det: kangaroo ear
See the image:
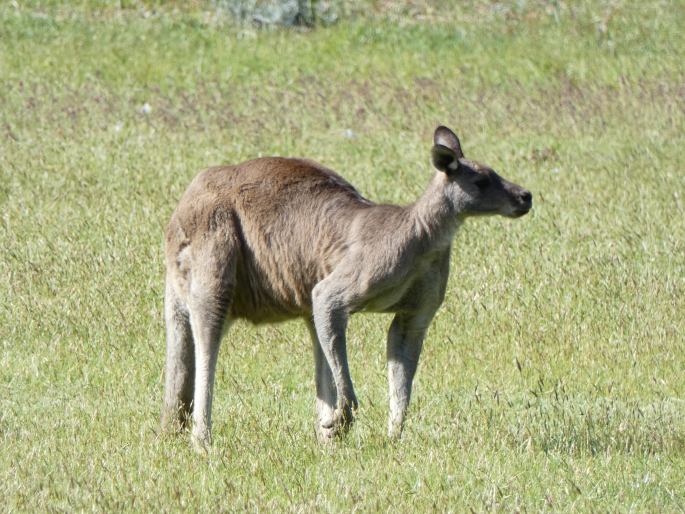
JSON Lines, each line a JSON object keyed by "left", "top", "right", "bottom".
{"left": 431, "top": 144, "right": 459, "bottom": 173}
{"left": 434, "top": 126, "right": 464, "bottom": 158}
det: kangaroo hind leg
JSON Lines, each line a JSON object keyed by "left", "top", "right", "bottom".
{"left": 161, "top": 278, "right": 195, "bottom": 433}
{"left": 186, "top": 235, "right": 238, "bottom": 451}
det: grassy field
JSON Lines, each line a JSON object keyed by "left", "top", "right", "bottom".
{"left": 1, "top": 0, "right": 684, "bottom": 511}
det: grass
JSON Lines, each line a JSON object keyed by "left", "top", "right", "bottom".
{"left": 1, "top": 0, "right": 684, "bottom": 511}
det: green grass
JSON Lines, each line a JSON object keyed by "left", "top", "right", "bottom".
{"left": 1, "top": 0, "right": 684, "bottom": 511}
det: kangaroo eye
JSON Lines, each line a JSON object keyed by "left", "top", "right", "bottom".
{"left": 474, "top": 178, "right": 489, "bottom": 190}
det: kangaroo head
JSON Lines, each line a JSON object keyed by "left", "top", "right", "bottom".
{"left": 430, "top": 126, "right": 532, "bottom": 218}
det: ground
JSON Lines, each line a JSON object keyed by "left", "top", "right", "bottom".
{"left": 1, "top": 1, "right": 684, "bottom": 511}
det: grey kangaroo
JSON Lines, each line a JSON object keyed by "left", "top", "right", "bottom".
{"left": 162, "top": 126, "right": 532, "bottom": 449}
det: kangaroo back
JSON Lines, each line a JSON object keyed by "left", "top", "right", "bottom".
{"left": 165, "top": 157, "right": 372, "bottom": 322}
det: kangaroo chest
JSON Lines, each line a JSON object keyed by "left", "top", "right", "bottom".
{"left": 355, "top": 250, "right": 449, "bottom": 314}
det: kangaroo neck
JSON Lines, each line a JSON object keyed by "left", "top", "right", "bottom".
{"left": 409, "top": 172, "right": 464, "bottom": 250}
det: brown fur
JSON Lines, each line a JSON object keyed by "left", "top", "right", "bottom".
{"left": 166, "top": 158, "right": 373, "bottom": 322}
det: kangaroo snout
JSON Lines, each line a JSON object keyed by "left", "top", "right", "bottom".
{"left": 518, "top": 190, "right": 532, "bottom": 205}
{"left": 510, "top": 187, "right": 532, "bottom": 217}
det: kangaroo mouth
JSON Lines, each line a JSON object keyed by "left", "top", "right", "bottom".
{"left": 511, "top": 208, "right": 530, "bottom": 218}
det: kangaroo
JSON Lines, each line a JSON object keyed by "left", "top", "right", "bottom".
{"left": 161, "top": 126, "right": 532, "bottom": 449}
